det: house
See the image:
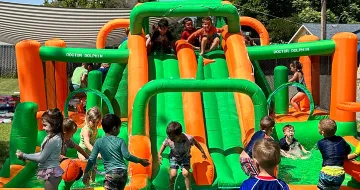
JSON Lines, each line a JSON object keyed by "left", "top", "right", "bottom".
{"left": 289, "top": 23, "right": 360, "bottom": 43}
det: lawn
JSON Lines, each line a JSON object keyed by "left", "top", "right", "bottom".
{"left": 0, "top": 78, "right": 19, "bottom": 95}
{"left": 0, "top": 123, "right": 11, "bottom": 170}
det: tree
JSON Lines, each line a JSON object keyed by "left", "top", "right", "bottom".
{"left": 267, "top": 16, "right": 301, "bottom": 43}
{"left": 43, "top": 0, "right": 146, "bottom": 8}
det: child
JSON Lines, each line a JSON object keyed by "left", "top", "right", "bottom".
{"left": 240, "top": 138, "right": 290, "bottom": 190}
{"left": 78, "top": 106, "right": 101, "bottom": 182}
{"left": 187, "top": 17, "right": 224, "bottom": 55}
{"left": 147, "top": 19, "right": 175, "bottom": 54}
{"left": 288, "top": 61, "right": 307, "bottom": 112}
{"left": 82, "top": 114, "right": 150, "bottom": 190}
{"left": 158, "top": 121, "right": 207, "bottom": 190}
{"left": 16, "top": 108, "right": 64, "bottom": 190}
{"left": 279, "top": 124, "right": 309, "bottom": 159}
{"left": 61, "top": 118, "right": 89, "bottom": 161}
{"left": 348, "top": 143, "right": 360, "bottom": 160}
{"left": 317, "top": 119, "right": 351, "bottom": 190}
{"left": 180, "top": 17, "right": 199, "bottom": 49}
{"left": 240, "top": 115, "right": 275, "bottom": 177}
{"left": 97, "top": 63, "right": 109, "bottom": 83}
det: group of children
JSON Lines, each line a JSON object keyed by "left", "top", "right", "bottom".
{"left": 146, "top": 17, "right": 223, "bottom": 56}
{"left": 13, "top": 105, "right": 360, "bottom": 190}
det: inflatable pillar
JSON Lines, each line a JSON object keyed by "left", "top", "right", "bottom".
{"left": 330, "top": 32, "right": 358, "bottom": 121}
{"left": 86, "top": 70, "right": 103, "bottom": 112}
{"left": 274, "top": 66, "right": 289, "bottom": 114}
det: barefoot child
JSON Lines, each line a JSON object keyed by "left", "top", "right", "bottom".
{"left": 16, "top": 108, "right": 64, "bottom": 190}
{"left": 240, "top": 115, "right": 275, "bottom": 177}
{"left": 158, "top": 121, "right": 207, "bottom": 190}
{"left": 240, "top": 138, "right": 290, "bottom": 189}
{"left": 82, "top": 114, "right": 150, "bottom": 190}
{"left": 61, "top": 118, "right": 89, "bottom": 161}
{"left": 317, "top": 119, "right": 351, "bottom": 190}
{"left": 78, "top": 106, "right": 102, "bottom": 182}
{"left": 279, "top": 124, "right": 310, "bottom": 159}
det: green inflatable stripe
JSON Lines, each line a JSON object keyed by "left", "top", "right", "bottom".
{"left": 267, "top": 82, "right": 314, "bottom": 120}
{"left": 10, "top": 102, "right": 38, "bottom": 165}
{"left": 274, "top": 66, "right": 289, "bottom": 114}
{"left": 132, "top": 79, "right": 267, "bottom": 136}
{"left": 64, "top": 88, "right": 114, "bottom": 117}
{"left": 0, "top": 158, "right": 10, "bottom": 177}
{"left": 86, "top": 70, "right": 103, "bottom": 112}
{"left": 252, "top": 60, "right": 272, "bottom": 98}
{"left": 3, "top": 161, "right": 38, "bottom": 188}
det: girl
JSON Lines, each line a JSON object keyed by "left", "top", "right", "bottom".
{"left": 289, "top": 61, "right": 307, "bottom": 112}
{"left": 78, "top": 106, "right": 101, "bottom": 183}
{"left": 16, "top": 108, "right": 64, "bottom": 190}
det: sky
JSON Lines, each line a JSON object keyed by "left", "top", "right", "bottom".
{"left": 2, "top": 0, "right": 43, "bottom": 5}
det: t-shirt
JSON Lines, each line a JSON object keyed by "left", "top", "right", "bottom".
{"left": 71, "top": 67, "right": 88, "bottom": 86}
{"left": 188, "top": 26, "right": 223, "bottom": 44}
{"left": 79, "top": 125, "right": 98, "bottom": 153}
{"left": 317, "top": 136, "right": 351, "bottom": 167}
{"left": 23, "top": 134, "right": 62, "bottom": 170}
{"left": 279, "top": 137, "right": 300, "bottom": 151}
{"left": 162, "top": 133, "right": 195, "bottom": 160}
{"left": 150, "top": 30, "right": 174, "bottom": 54}
{"left": 240, "top": 176, "right": 290, "bottom": 190}
{"left": 181, "top": 28, "right": 199, "bottom": 46}
{"left": 84, "top": 136, "right": 141, "bottom": 174}
{"left": 244, "top": 130, "right": 267, "bottom": 158}
{"left": 61, "top": 139, "right": 76, "bottom": 155}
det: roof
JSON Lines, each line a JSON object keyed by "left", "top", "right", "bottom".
{"left": 289, "top": 23, "right": 360, "bottom": 43}
{"left": 0, "top": 1, "right": 179, "bottom": 48}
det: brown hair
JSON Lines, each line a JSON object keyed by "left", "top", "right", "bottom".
{"left": 319, "top": 119, "right": 337, "bottom": 137}
{"left": 63, "top": 118, "right": 77, "bottom": 133}
{"left": 202, "top": 17, "right": 212, "bottom": 23}
{"left": 260, "top": 115, "right": 275, "bottom": 130}
{"left": 41, "top": 108, "right": 64, "bottom": 149}
{"left": 85, "top": 106, "right": 101, "bottom": 128}
{"left": 125, "top": 27, "right": 130, "bottom": 35}
{"left": 252, "top": 138, "right": 281, "bottom": 170}
{"left": 282, "top": 124, "right": 294, "bottom": 132}
{"left": 166, "top": 121, "right": 183, "bottom": 136}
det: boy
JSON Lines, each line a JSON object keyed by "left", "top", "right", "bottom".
{"left": 97, "top": 63, "right": 109, "bottom": 82}
{"left": 82, "top": 114, "right": 150, "bottom": 190}
{"left": 240, "top": 138, "right": 290, "bottom": 190}
{"left": 240, "top": 115, "right": 275, "bottom": 177}
{"left": 180, "top": 17, "right": 199, "bottom": 48}
{"left": 279, "top": 124, "right": 309, "bottom": 159}
{"left": 187, "top": 17, "right": 223, "bottom": 55}
{"left": 70, "top": 63, "right": 93, "bottom": 91}
{"left": 147, "top": 19, "right": 175, "bottom": 54}
{"left": 158, "top": 121, "right": 207, "bottom": 190}
{"left": 317, "top": 119, "right": 351, "bottom": 190}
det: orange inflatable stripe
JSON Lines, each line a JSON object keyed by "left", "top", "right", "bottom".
{"left": 45, "top": 60, "right": 56, "bottom": 109}
{"left": 343, "top": 136, "right": 359, "bottom": 147}
{"left": 240, "top": 16, "right": 270, "bottom": 46}
{"left": 337, "top": 102, "right": 360, "bottom": 112}
{"left": 96, "top": 19, "right": 130, "bottom": 49}
{"left": 0, "top": 165, "right": 24, "bottom": 187}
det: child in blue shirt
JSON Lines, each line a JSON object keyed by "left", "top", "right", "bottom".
{"left": 82, "top": 114, "right": 150, "bottom": 190}
{"left": 317, "top": 119, "right": 351, "bottom": 190}
{"left": 240, "top": 115, "right": 275, "bottom": 177}
{"left": 240, "top": 138, "right": 289, "bottom": 190}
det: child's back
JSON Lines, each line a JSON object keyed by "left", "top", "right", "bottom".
{"left": 240, "top": 176, "right": 288, "bottom": 190}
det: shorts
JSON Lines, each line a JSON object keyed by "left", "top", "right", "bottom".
{"left": 240, "top": 157, "right": 259, "bottom": 177}
{"left": 170, "top": 157, "right": 191, "bottom": 169}
{"left": 72, "top": 84, "right": 80, "bottom": 90}
{"left": 317, "top": 171, "right": 345, "bottom": 190}
{"left": 104, "top": 168, "right": 128, "bottom": 190}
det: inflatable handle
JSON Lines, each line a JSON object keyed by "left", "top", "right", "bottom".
{"left": 337, "top": 102, "right": 360, "bottom": 112}
{"left": 64, "top": 88, "right": 114, "bottom": 117}
{"left": 267, "top": 82, "right": 315, "bottom": 120}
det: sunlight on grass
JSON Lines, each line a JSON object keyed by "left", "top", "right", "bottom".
{"left": 0, "top": 78, "right": 19, "bottom": 95}
{"left": 0, "top": 123, "right": 11, "bottom": 170}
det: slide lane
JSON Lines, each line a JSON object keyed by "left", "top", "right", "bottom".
{"left": 203, "top": 52, "right": 248, "bottom": 187}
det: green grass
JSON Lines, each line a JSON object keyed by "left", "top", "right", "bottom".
{"left": 0, "top": 123, "right": 11, "bottom": 170}
{"left": 0, "top": 78, "right": 19, "bottom": 95}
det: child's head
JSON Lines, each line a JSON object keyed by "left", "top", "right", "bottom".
{"left": 63, "top": 118, "right": 77, "bottom": 140}
{"left": 318, "top": 119, "right": 337, "bottom": 138}
{"left": 85, "top": 107, "right": 101, "bottom": 129}
{"left": 101, "top": 63, "right": 109, "bottom": 68}
{"left": 260, "top": 115, "right": 275, "bottom": 135}
{"left": 102, "top": 114, "right": 121, "bottom": 136}
{"left": 290, "top": 61, "right": 303, "bottom": 72}
{"left": 283, "top": 124, "right": 295, "bottom": 140}
{"left": 252, "top": 138, "right": 281, "bottom": 172}
{"left": 158, "top": 19, "right": 169, "bottom": 35}
{"left": 166, "top": 121, "right": 183, "bottom": 142}
{"left": 202, "top": 17, "right": 213, "bottom": 32}
{"left": 183, "top": 17, "right": 194, "bottom": 31}
{"left": 41, "top": 108, "right": 63, "bottom": 135}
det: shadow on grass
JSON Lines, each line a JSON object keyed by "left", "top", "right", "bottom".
{"left": 0, "top": 141, "right": 10, "bottom": 170}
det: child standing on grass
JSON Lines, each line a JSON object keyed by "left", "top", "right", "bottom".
{"left": 82, "top": 114, "right": 150, "bottom": 190}
{"left": 317, "top": 119, "right": 351, "bottom": 190}
{"left": 78, "top": 106, "right": 102, "bottom": 183}
{"left": 16, "top": 108, "right": 64, "bottom": 190}
{"left": 240, "top": 138, "right": 290, "bottom": 190}
{"left": 240, "top": 115, "right": 275, "bottom": 177}
{"left": 158, "top": 121, "right": 207, "bottom": 190}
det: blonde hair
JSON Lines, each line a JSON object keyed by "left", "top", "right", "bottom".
{"left": 85, "top": 107, "right": 101, "bottom": 128}
{"left": 63, "top": 118, "right": 77, "bottom": 133}
{"left": 319, "top": 119, "right": 337, "bottom": 137}
{"left": 253, "top": 138, "right": 280, "bottom": 170}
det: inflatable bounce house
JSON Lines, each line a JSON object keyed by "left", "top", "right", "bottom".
{"left": 1, "top": 0, "right": 360, "bottom": 189}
